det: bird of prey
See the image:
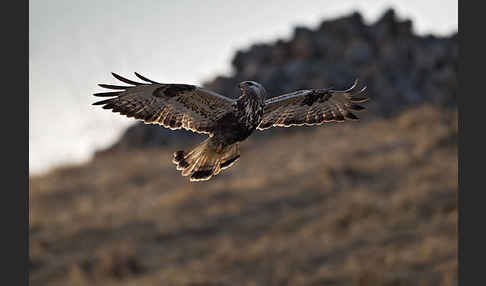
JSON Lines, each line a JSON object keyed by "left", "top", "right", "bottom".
{"left": 93, "top": 73, "right": 368, "bottom": 181}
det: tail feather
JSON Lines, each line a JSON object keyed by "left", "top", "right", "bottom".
{"left": 173, "top": 139, "right": 240, "bottom": 181}
{"left": 220, "top": 154, "right": 240, "bottom": 170}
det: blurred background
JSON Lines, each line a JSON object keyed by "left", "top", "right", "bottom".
{"left": 30, "top": 0, "right": 458, "bottom": 285}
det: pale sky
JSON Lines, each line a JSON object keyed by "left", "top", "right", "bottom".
{"left": 29, "top": 0, "right": 458, "bottom": 175}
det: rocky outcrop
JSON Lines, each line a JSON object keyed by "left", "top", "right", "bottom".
{"left": 100, "top": 9, "right": 457, "bottom": 154}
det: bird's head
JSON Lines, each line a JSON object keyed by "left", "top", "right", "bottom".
{"left": 238, "top": 81, "right": 266, "bottom": 100}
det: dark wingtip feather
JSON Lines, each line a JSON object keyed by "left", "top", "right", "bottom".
{"left": 342, "top": 78, "right": 359, "bottom": 93}
{"left": 348, "top": 103, "right": 366, "bottom": 111}
{"left": 349, "top": 97, "right": 369, "bottom": 103}
{"left": 98, "top": 84, "right": 130, "bottom": 90}
{"left": 93, "top": 91, "right": 121, "bottom": 97}
{"left": 345, "top": 112, "right": 359, "bottom": 120}
{"left": 102, "top": 103, "right": 115, "bottom": 110}
{"left": 92, "top": 99, "right": 113, "bottom": 106}
{"left": 111, "top": 72, "right": 143, "bottom": 86}
{"left": 134, "top": 72, "right": 160, "bottom": 84}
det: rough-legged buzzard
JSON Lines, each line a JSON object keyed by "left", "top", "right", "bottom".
{"left": 93, "top": 73, "right": 368, "bottom": 181}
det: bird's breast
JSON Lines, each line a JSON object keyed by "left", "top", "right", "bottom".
{"left": 213, "top": 97, "right": 264, "bottom": 145}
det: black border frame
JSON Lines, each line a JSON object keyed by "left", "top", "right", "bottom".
{"left": 458, "top": 1, "right": 480, "bottom": 285}
{"left": 6, "top": 0, "right": 28, "bottom": 285}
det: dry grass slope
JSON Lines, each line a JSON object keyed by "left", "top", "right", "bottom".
{"left": 30, "top": 104, "right": 457, "bottom": 286}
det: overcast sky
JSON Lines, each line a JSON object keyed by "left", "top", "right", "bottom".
{"left": 29, "top": 0, "right": 458, "bottom": 175}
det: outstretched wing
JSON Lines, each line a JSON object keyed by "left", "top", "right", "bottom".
{"left": 93, "top": 73, "right": 235, "bottom": 134}
{"left": 257, "top": 80, "right": 368, "bottom": 130}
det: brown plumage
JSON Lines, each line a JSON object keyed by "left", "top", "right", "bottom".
{"left": 93, "top": 73, "right": 368, "bottom": 182}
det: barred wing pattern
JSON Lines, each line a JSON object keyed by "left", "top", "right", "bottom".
{"left": 257, "top": 80, "right": 368, "bottom": 130}
{"left": 93, "top": 73, "right": 235, "bottom": 134}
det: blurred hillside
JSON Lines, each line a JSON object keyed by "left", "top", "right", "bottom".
{"left": 30, "top": 105, "right": 457, "bottom": 285}
{"left": 101, "top": 9, "right": 457, "bottom": 153}
{"left": 30, "top": 8, "right": 457, "bottom": 286}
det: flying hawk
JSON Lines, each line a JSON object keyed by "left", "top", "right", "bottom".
{"left": 93, "top": 73, "right": 368, "bottom": 181}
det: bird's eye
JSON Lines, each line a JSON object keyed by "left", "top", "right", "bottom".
{"left": 246, "top": 82, "right": 253, "bottom": 86}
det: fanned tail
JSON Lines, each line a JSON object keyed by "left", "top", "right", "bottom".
{"left": 172, "top": 139, "right": 240, "bottom": 181}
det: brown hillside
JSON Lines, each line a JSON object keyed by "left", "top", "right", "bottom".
{"left": 30, "top": 104, "right": 457, "bottom": 286}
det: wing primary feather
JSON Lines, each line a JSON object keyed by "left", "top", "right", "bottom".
{"left": 342, "top": 78, "right": 359, "bottom": 93}
{"left": 92, "top": 99, "right": 113, "bottom": 106}
{"left": 93, "top": 91, "right": 121, "bottom": 97}
{"left": 348, "top": 103, "right": 366, "bottom": 111}
{"left": 358, "top": 86, "right": 367, "bottom": 93}
{"left": 102, "top": 103, "right": 115, "bottom": 110}
{"left": 98, "top": 84, "right": 130, "bottom": 90}
{"left": 349, "top": 96, "right": 369, "bottom": 103}
{"left": 345, "top": 112, "right": 359, "bottom": 120}
{"left": 134, "top": 72, "right": 160, "bottom": 84}
{"left": 111, "top": 72, "right": 143, "bottom": 86}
